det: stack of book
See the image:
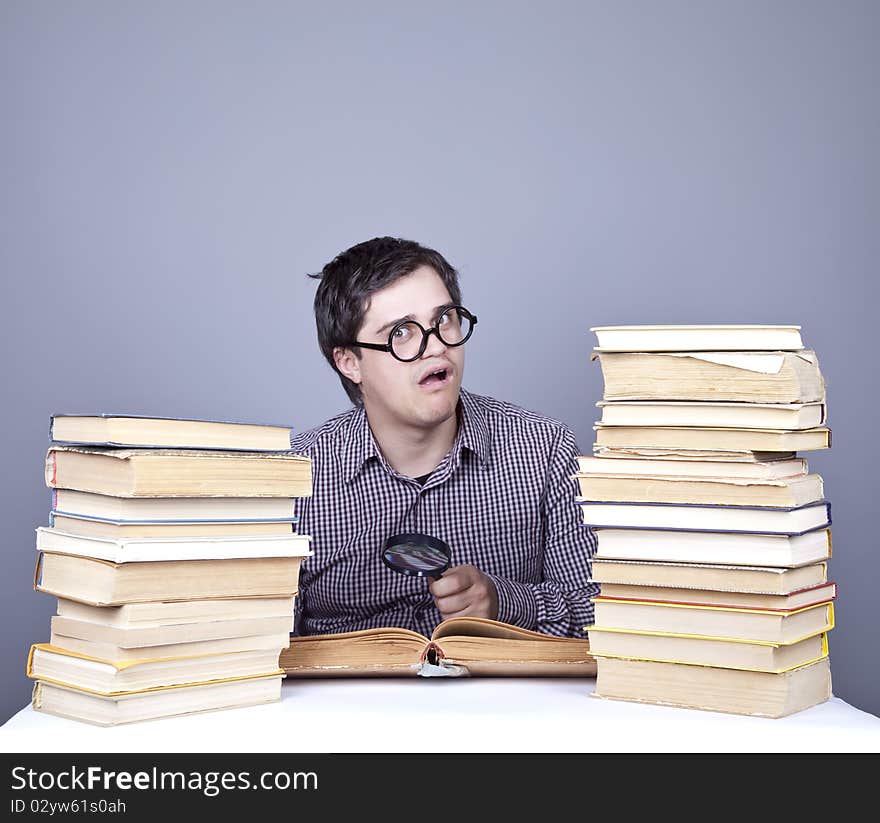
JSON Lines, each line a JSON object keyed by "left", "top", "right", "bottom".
{"left": 577, "top": 325, "right": 835, "bottom": 718}
{"left": 27, "top": 414, "right": 313, "bottom": 726}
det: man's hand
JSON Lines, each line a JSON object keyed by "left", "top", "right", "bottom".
{"left": 428, "top": 564, "right": 499, "bottom": 621}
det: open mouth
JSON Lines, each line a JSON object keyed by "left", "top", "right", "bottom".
{"left": 419, "top": 367, "right": 450, "bottom": 388}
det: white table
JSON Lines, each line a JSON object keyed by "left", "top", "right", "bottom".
{"left": 2, "top": 677, "right": 879, "bottom": 753}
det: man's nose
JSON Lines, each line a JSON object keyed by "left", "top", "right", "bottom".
{"left": 422, "top": 327, "right": 448, "bottom": 358}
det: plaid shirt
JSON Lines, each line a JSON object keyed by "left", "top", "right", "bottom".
{"left": 289, "top": 388, "right": 598, "bottom": 638}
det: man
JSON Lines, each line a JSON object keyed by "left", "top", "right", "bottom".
{"left": 291, "top": 236, "right": 598, "bottom": 638}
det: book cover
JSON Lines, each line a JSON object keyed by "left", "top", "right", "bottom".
{"left": 578, "top": 498, "right": 832, "bottom": 535}
{"left": 35, "top": 526, "right": 313, "bottom": 563}
{"left": 49, "top": 413, "right": 295, "bottom": 452}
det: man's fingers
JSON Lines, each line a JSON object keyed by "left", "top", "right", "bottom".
{"left": 434, "top": 591, "right": 471, "bottom": 616}
{"left": 437, "top": 605, "right": 475, "bottom": 621}
{"left": 428, "top": 569, "right": 468, "bottom": 599}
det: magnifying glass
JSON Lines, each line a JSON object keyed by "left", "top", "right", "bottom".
{"left": 381, "top": 532, "right": 452, "bottom": 580}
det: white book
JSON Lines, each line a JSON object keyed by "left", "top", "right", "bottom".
{"left": 596, "top": 401, "right": 825, "bottom": 430}
{"left": 35, "top": 526, "right": 312, "bottom": 563}
{"left": 578, "top": 499, "right": 831, "bottom": 535}
{"left": 51, "top": 489, "right": 298, "bottom": 521}
{"left": 590, "top": 324, "right": 804, "bottom": 352}
{"left": 593, "top": 527, "right": 832, "bottom": 567}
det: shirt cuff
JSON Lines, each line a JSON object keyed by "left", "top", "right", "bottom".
{"left": 487, "top": 574, "right": 538, "bottom": 631}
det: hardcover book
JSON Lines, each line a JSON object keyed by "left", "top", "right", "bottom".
{"left": 35, "top": 552, "right": 306, "bottom": 605}
{"left": 578, "top": 499, "right": 832, "bottom": 535}
{"left": 35, "top": 527, "right": 312, "bottom": 563}
{"left": 592, "top": 656, "right": 832, "bottom": 718}
{"left": 45, "top": 445, "right": 313, "bottom": 498}
{"left": 576, "top": 454, "right": 808, "bottom": 480}
{"left": 27, "top": 644, "right": 284, "bottom": 694}
{"left": 589, "top": 324, "right": 805, "bottom": 353}
{"left": 48, "top": 512, "right": 297, "bottom": 539}
{"left": 589, "top": 558, "right": 829, "bottom": 593}
{"left": 593, "top": 350, "right": 825, "bottom": 403}
{"left": 31, "top": 672, "right": 285, "bottom": 726}
{"left": 575, "top": 473, "right": 824, "bottom": 508}
{"left": 589, "top": 596, "right": 835, "bottom": 644}
{"left": 51, "top": 489, "right": 298, "bottom": 521}
{"left": 48, "top": 629, "right": 292, "bottom": 663}
{"left": 50, "top": 413, "right": 295, "bottom": 451}
{"left": 592, "top": 423, "right": 831, "bottom": 453}
{"left": 587, "top": 629, "right": 829, "bottom": 673}
{"left": 281, "top": 617, "right": 596, "bottom": 677}
{"left": 591, "top": 526, "right": 832, "bottom": 566}
{"left": 596, "top": 400, "right": 825, "bottom": 430}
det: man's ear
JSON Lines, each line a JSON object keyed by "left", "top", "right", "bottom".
{"left": 333, "top": 346, "right": 362, "bottom": 386}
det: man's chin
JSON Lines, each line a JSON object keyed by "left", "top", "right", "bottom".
{"left": 413, "top": 385, "right": 460, "bottom": 424}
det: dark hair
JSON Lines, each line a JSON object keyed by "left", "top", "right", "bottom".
{"left": 309, "top": 236, "right": 463, "bottom": 405}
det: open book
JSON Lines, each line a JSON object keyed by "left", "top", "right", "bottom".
{"left": 280, "top": 617, "right": 596, "bottom": 677}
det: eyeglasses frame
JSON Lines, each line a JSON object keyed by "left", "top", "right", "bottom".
{"left": 349, "top": 305, "right": 478, "bottom": 363}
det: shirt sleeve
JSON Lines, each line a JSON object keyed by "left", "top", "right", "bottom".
{"left": 484, "top": 424, "right": 599, "bottom": 637}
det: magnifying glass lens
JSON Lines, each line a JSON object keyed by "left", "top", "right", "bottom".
{"left": 382, "top": 533, "right": 451, "bottom": 579}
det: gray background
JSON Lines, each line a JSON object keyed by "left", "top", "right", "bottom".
{"left": 2, "top": 0, "right": 878, "bottom": 725}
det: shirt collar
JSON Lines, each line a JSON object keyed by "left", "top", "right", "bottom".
{"left": 341, "top": 405, "right": 381, "bottom": 484}
{"left": 457, "top": 388, "right": 491, "bottom": 468}
{"left": 342, "top": 387, "right": 491, "bottom": 485}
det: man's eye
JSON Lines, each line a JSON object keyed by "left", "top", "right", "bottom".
{"left": 393, "top": 326, "right": 411, "bottom": 339}
{"left": 437, "top": 311, "right": 451, "bottom": 326}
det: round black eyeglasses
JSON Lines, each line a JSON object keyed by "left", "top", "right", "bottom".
{"left": 351, "top": 305, "right": 478, "bottom": 363}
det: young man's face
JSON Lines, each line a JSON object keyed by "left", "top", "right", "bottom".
{"left": 346, "top": 265, "right": 466, "bottom": 430}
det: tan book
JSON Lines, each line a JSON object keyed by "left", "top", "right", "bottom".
{"left": 592, "top": 656, "right": 832, "bottom": 718}
{"left": 596, "top": 401, "right": 825, "bottom": 430}
{"left": 51, "top": 489, "right": 298, "bottom": 521}
{"left": 587, "top": 629, "right": 829, "bottom": 673}
{"left": 595, "top": 581, "right": 837, "bottom": 610}
{"left": 594, "top": 350, "right": 825, "bottom": 403}
{"left": 55, "top": 596, "right": 296, "bottom": 627}
{"left": 31, "top": 673, "right": 284, "bottom": 726}
{"left": 590, "top": 325, "right": 805, "bottom": 353}
{"left": 590, "top": 559, "right": 829, "bottom": 594}
{"left": 49, "top": 513, "right": 295, "bottom": 539}
{"left": 593, "top": 423, "right": 831, "bottom": 453}
{"left": 575, "top": 473, "right": 824, "bottom": 507}
{"left": 50, "top": 414, "right": 294, "bottom": 451}
{"left": 27, "top": 644, "right": 284, "bottom": 694}
{"left": 576, "top": 454, "right": 808, "bottom": 480}
{"left": 50, "top": 612, "right": 295, "bottom": 648}
{"left": 592, "top": 527, "right": 832, "bottom": 567}
{"left": 45, "top": 445, "right": 312, "bottom": 498}
{"left": 590, "top": 597, "right": 835, "bottom": 644}
{"left": 592, "top": 446, "right": 798, "bottom": 462}
{"left": 281, "top": 617, "right": 596, "bottom": 677}
{"left": 49, "top": 629, "right": 291, "bottom": 662}
{"left": 35, "top": 552, "right": 305, "bottom": 605}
